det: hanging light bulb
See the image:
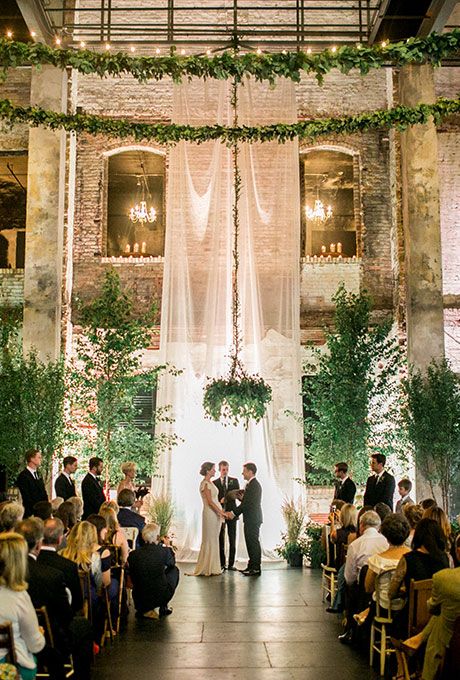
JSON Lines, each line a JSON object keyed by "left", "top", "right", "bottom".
{"left": 129, "top": 177, "right": 157, "bottom": 224}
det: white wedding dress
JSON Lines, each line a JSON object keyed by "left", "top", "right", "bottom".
{"left": 193, "top": 479, "right": 223, "bottom": 576}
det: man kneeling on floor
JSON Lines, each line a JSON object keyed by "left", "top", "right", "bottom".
{"left": 128, "top": 522, "right": 179, "bottom": 619}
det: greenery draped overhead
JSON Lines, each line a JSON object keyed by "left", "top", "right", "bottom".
{"left": 1, "top": 96, "right": 459, "bottom": 145}
{"left": 0, "top": 30, "right": 459, "bottom": 85}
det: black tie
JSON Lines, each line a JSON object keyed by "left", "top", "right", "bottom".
{"left": 223, "top": 477, "right": 227, "bottom": 494}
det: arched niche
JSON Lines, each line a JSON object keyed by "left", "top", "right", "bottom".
{"left": 104, "top": 146, "right": 166, "bottom": 258}
{"left": 299, "top": 146, "right": 362, "bottom": 258}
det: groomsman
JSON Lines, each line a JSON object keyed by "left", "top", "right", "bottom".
{"left": 332, "top": 462, "right": 356, "bottom": 505}
{"left": 81, "top": 457, "right": 106, "bottom": 519}
{"left": 227, "top": 462, "right": 263, "bottom": 576}
{"left": 54, "top": 456, "right": 78, "bottom": 501}
{"left": 363, "top": 453, "right": 396, "bottom": 510}
{"left": 16, "top": 450, "right": 48, "bottom": 517}
{"left": 214, "top": 460, "right": 240, "bottom": 571}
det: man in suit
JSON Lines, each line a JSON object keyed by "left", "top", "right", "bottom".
{"left": 363, "top": 453, "right": 396, "bottom": 510}
{"left": 54, "top": 456, "right": 78, "bottom": 501}
{"left": 332, "top": 461, "right": 356, "bottom": 505}
{"left": 17, "top": 517, "right": 93, "bottom": 680}
{"left": 128, "top": 523, "right": 180, "bottom": 618}
{"left": 16, "top": 449, "right": 48, "bottom": 518}
{"left": 38, "top": 517, "right": 83, "bottom": 614}
{"left": 81, "top": 456, "right": 106, "bottom": 518}
{"left": 227, "top": 462, "right": 262, "bottom": 576}
{"left": 214, "top": 460, "right": 240, "bottom": 571}
{"left": 118, "top": 488, "right": 145, "bottom": 548}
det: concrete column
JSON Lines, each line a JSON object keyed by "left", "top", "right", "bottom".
{"left": 23, "top": 66, "right": 67, "bottom": 360}
{"left": 399, "top": 64, "right": 444, "bottom": 501}
{"left": 399, "top": 64, "right": 445, "bottom": 368}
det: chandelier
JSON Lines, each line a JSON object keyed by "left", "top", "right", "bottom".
{"left": 305, "top": 188, "right": 333, "bottom": 223}
{"left": 129, "top": 177, "right": 157, "bottom": 224}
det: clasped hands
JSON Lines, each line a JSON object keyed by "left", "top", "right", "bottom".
{"left": 223, "top": 510, "right": 235, "bottom": 520}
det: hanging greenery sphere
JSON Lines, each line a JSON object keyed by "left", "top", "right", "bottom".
{"left": 203, "top": 371, "right": 272, "bottom": 429}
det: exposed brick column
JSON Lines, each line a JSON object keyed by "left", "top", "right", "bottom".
{"left": 399, "top": 64, "right": 444, "bottom": 500}
{"left": 23, "top": 66, "right": 67, "bottom": 360}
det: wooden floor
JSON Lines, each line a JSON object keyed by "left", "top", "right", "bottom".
{"left": 93, "top": 562, "right": 377, "bottom": 679}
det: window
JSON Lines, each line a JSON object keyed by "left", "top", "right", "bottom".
{"left": 106, "top": 149, "right": 165, "bottom": 258}
{"left": 0, "top": 152, "right": 27, "bottom": 268}
{"left": 300, "top": 149, "right": 359, "bottom": 258}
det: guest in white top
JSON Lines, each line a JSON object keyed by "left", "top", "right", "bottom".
{"left": 344, "top": 510, "right": 389, "bottom": 586}
{"left": 365, "top": 513, "right": 411, "bottom": 610}
{"left": 0, "top": 532, "right": 45, "bottom": 678}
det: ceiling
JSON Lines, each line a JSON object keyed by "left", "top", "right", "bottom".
{"left": 0, "top": 1, "right": 459, "bottom": 51}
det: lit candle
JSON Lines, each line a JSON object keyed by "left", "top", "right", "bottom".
{"left": 125, "top": 244, "right": 130, "bottom": 254}
{"left": 133, "top": 242, "right": 139, "bottom": 253}
{"left": 330, "top": 243, "right": 336, "bottom": 253}
{"left": 141, "top": 241, "right": 146, "bottom": 254}
{"left": 321, "top": 245, "right": 326, "bottom": 254}
{"left": 337, "top": 242, "right": 342, "bottom": 254}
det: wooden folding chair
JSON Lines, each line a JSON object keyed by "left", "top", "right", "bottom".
{"left": 0, "top": 622, "right": 16, "bottom": 665}
{"left": 103, "top": 543, "right": 125, "bottom": 634}
{"left": 320, "top": 525, "right": 337, "bottom": 603}
{"left": 394, "top": 578, "right": 433, "bottom": 680}
{"left": 78, "top": 569, "right": 92, "bottom": 623}
{"left": 369, "top": 569, "right": 397, "bottom": 676}
{"left": 120, "top": 526, "right": 138, "bottom": 550}
{"left": 35, "top": 606, "right": 74, "bottom": 679}
{"left": 99, "top": 586, "right": 114, "bottom": 648}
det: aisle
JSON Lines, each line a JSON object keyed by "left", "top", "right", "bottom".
{"left": 94, "top": 563, "right": 375, "bottom": 679}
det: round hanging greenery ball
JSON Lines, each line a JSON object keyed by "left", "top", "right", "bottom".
{"left": 203, "top": 374, "right": 272, "bottom": 428}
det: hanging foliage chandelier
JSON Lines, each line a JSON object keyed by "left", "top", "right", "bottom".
{"left": 203, "top": 78, "right": 272, "bottom": 429}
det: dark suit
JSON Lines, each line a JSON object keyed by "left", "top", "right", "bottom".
{"left": 128, "top": 543, "right": 179, "bottom": 615}
{"left": 16, "top": 468, "right": 48, "bottom": 518}
{"left": 81, "top": 472, "right": 106, "bottom": 519}
{"left": 214, "top": 475, "right": 240, "bottom": 568}
{"left": 234, "top": 477, "right": 263, "bottom": 572}
{"left": 363, "top": 470, "right": 396, "bottom": 510}
{"left": 54, "top": 473, "right": 76, "bottom": 501}
{"left": 333, "top": 477, "right": 357, "bottom": 505}
{"left": 37, "top": 547, "right": 83, "bottom": 614}
{"left": 118, "top": 507, "right": 145, "bottom": 548}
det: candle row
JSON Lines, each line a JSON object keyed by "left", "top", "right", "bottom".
{"left": 125, "top": 242, "right": 147, "bottom": 254}
{"left": 321, "top": 242, "right": 342, "bottom": 254}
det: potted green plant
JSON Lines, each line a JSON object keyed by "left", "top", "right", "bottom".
{"left": 304, "top": 522, "right": 326, "bottom": 569}
{"left": 147, "top": 494, "right": 175, "bottom": 542}
{"left": 276, "top": 499, "right": 309, "bottom": 567}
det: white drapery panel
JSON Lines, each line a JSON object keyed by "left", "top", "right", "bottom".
{"left": 155, "top": 78, "right": 305, "bottom": 559}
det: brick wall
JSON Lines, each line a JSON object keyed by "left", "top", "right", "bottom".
{"left": 0, "top": 269, "right": 24, "bottom": 307}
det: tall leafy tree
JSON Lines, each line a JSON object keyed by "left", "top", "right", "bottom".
{"left": 303, "top": 284, "right": 403, "bottom": 485}
{"left": 403, "top": 359, "right": 460, "bottom": 514}
{"left": 70, "top": 269, "right": 177, "bottom": 485}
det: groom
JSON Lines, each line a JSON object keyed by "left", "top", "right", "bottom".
{"left": 226, "top": 462, "right": 262, "bottom": 576}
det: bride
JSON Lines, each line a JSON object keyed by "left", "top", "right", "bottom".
{"left": 193, "top": 461, "right": 225, "bottom": 576}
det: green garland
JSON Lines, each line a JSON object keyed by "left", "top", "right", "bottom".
{"left": 1, "top": 96, "right": 459, "bottom": 145}
{"left": 1, "top": 29, "right": 460, "bottom": 85}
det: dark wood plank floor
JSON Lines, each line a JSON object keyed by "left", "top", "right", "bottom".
{"left": 93, "top": 562, "right": 377, "bottom": 679}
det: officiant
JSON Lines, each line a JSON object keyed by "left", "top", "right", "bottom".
{"left": 214, "top": 460, "right": 240, "bottom": 571}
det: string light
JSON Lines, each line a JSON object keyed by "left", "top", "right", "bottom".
{"left": 55, "top": 37, "right": 61, "bottom": 46}
{"left": 256, "top": 48, "right": 262, "bottom": 55}
{"left": 80, "top": 41, "right": 86, "bottom": 48}
{"left": 306, "top": 47, "right": 312, "bottom": 55}
{"left": 331, "top": 46, "right": 337, "bottom": 53}
{"left": 30, "top": 31, "right": 36, "bottom": 38}
{"left": 206, "top": 49, "right": 211, "bottom": 56}
{"left": 130, "top": 46, "right": 136, "bottom": 52}
{"left": 381, "top": 40, "right": 387, "bottom": 48}
{"left": 6, "top": 30, "right": 13, "bottom": 39}
{"left": 105, "top": 43, "right": 111, "bottom": 50}
{"left": 155, "top": 48, "right": 160, "bottom": 54}
{"left": 356, "top": 43, "right": 362, "bottom": 50}
{"left": 282, "top": 49, "right": 287, "bottom": 55}
{"left": 180, "top": 48, "right": 186, "bottom": 55}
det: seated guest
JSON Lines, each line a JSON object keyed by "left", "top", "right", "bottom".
{"left": 365, "top": 513, "right": 411, "bottom": 610}
{"left": 320, "top": 499, "right": 345, "bottom": 557}
{"left": 99, "top": 506, "right": 129, "bottom": 565}
{"left": 16, "top": 518, "right": 74, "bottom": 679}
{"left": 420, "top": 498, "right": 437, "bottom": 511}
{"left": 86, "top": 514, "right": 118, "bottom": 601}
{"left": 55, "top": 500, "right": 78, "bottom": 537}
{"left": 62, "top": 521, "right": 111, "bottom": 603}
{"left": 117, "top": 489, "right": 145, "bottom": 548}
{"left": 327, "top": 503, "right": 358, "bottom": 614}
{"left": 396, "top": 478, "right": 414, "bottom": 513}
{"left": 128, "top": 523, "right": 179, "bottom": 619}
{"left": 332, "top": 462, "right": 357, "bottom": 504}
{"left": 347, "top": 505, "right": 373, "bottom": 544}
{"left": 403, "top": 503, "right": 424, "bottom": 547}
{"left": 67, "top": 496, "right": 83, "bottom": 522}
{"left": 51, "top": 497, "right": 64, "bottom": 513}
{"left": 403, "top": 534, "right": 460, "bottom": 680}
{"left": 100, "top": 499, "right": 119, "bottom": 514}
{"left": 0, "top": 501, "right": 24, "bottom": 532}
{"left": 0, "top": 532, "right": 45, "bottom": 679}
{"left": 54, "top": 456, "right": 77, "bottom": 502}
{"left": 423, "top": 505, "right": 453, "bottom": 554}
{"left": 374, "top": 502, "right": 392, "bottom": 523}
{"left": 31, "top": 501, "right": 52, "bottom": 522}
{"left": 344, "top": 511, "right": 389, "bottom": 587}
{"left": 38, "top": 518, "right": 83, "bottom": 615}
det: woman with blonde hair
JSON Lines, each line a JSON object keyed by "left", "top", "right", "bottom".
{"left": 100, "top": 499, "right": 119, "bottom": 515}
{"left": 117, "top": 462, "right": 136, "bottom": 495}
{"left": 67, "top": 496, "right": 83, "bottom": 522}
{"left": 61, "top": 521, "right": 110, "bottom": 599}
{"left": 0, "top": 501, "right": 24, "bottom": 532}
{"left": 99, "top": 506, "right": 129, "bottom": 564}
{"left": 0, "top": 533, "right": 45, "bottom": 679}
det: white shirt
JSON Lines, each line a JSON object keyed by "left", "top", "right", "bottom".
{"left": 26, "top": 465, "right": 38, "bottom": 478}
{"left": 0, "top": 586, "right": 45, "bottom": 669}
{"left": 62, "top": 471, "right": 72, "bottom": 481}
{"left": 344, "top": 527, "right": 389, "bottom": 585}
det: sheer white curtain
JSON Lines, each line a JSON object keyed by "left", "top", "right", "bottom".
{"left": 155, "top": 78, "right": 304, "bottom": 559}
